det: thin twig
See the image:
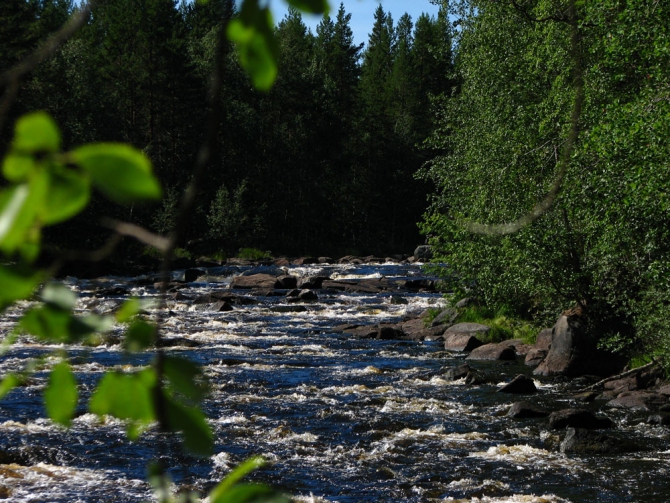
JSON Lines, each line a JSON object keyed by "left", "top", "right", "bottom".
{"left": 101, "top": 218, "right": 170, "bottom": 252}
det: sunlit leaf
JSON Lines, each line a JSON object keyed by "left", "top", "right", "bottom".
{"left": 71, "top": 143, "right": 161, "bottom": 204}
{"left": 210, "top": 483, "right": 288, "bottom": 503}
{"left": 286, "top": 0, "right": 329, "bottom": 15}
{"left": 0, "top": 373, "right": 22, "bottom": 400}
{"left": 164, "top": 356, "right": 208, "bottom": 402}
{"left": 164, "top": 394, "right": 213, "bottom": 456}
{"left": 40, "top": 168, "right": 90, "bottom": 225}
{"left": 20, "top": 305, "right": 112, "bottom": 343}
{"left": 208, "top": 456, "right": 266, "bottom": 502}
{"left": 123, "top": 319, "right": 155, "bottom": 352}
{"left": 115, "top": 298, "right": 141, "bottom": 323}
{"left": 0, "top": 177, "right": 46, "bottom": 254}
{"left": 12, "top": 112, "right": 61, "bottom": 153}
{"left": 3, "top": 154, "right": 35, "bottom": 182}
{"left": 0, "top": 264, "right": 43, "bottom": 308}
{"left": 89, "top": 369, "right": 156, "bottom": 439}
{"left": 227, "top": 1, "right": 278, "bottom": 91}
{"left": 41, "top": 282, "right": 77, "bottom": 311}
{"left": 44, "top": 362, "right": 78, "bottom": 427}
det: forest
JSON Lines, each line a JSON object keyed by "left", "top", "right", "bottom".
{"left": 1, "top": 0, "right": 453, "bottom": 258}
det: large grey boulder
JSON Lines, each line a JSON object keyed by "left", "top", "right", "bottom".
{"left": 443, "top": 322, "right": 489, "bottom": 352}
{"left": 560, "top": 428, "right": 642, "bottom": 455}
{"left": 548, "top": 408, "right": 614, "bottom": 430}
{"left": 231, "top": 274, "right": 280, "bottom": 290}
{"left": 466, "top": 342, "right": 516, "bottom": 361}
{"left": 413, "top": 245, "right": 433, "bottom": 261}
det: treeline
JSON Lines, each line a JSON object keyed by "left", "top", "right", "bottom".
{"left": 0, "top": 0, "right": 453, "bottom": 257}
{"left": 420, "top": 0, "right": 670, "bottom": 362}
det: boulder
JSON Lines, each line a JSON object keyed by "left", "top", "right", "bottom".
{"left": 534, "top": 313, "right": 626, "bottom": 377}
{"left": 548, "top": 408, "right": 614, "bottom": 430}
{"left": 318, "top": 257, "right": 334, "bottom": 264}
{"left": 507, "top": 401, "right": 550, "bottom": 418}
{"left": 182, "top": 268, "right": 205, "bottom": 283}
{"left": 525, "top": 348, "right": 548, "bottom": 367}
{"left": 212, "top": 301, "right": 233, "bottom": 312}
{"left": 466, "top": 342, "right": 516, "bottom": 361}
{"left": 276, "top": 275, "right": 298, "bottom": 289}
{"left": 401, "top": 318, "right": 448, "bottom": 341}
{"left": 292, "top": 257, "right": 320, "bottom": 265}
{"left": 455, "top": 297, "right": 475, "bottom": 308}
{"left": 377, "top": 324, "right": 406, "bottom": 340}
{"left": 443, "top": 363, "right": 472, "bottom": 381}
{"left": 445, "top": 322, "right": 491, "bottom": 338}
{"left": 444, "top": 333, "right": 484, "bottom": 352}
{"left": 535, "top": 328, "right": 553, "bottom": 351}
{"left": 498, "top": 375, "right": 538, "bottom": 394}
{"left": 298, "top": 276, "right": 328, "bottom": 289}
{"left": 231, "top": 274, "right": 279, "bottom": 290}
{"left": 560, "top": 428, "right": 642, "bottom": 455}
{"left": 647, "top": 413, "right": 670, "bottom": 426}
{"left": 298, "top": 290, "right": 318, "bottom": 301}
{"left": 431, "top": 307, "right": 458, "bottom": 327}
{"left": 506, "top": 339, "right": 533, "bottom": 356}
{"left": 413, "top": 245, "right": 433, "bottom": 261}
{"left": 606, "top": 391, "right": 669, "bottom": 411}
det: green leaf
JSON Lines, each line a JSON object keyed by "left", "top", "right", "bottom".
{"left": 41, "top": 282, "right": 77, "bottom": 311}
{"left": 71, "top": 143, "right": 161, "bottom": 204}
{"left": 0, "top": 373, "right": 22, "bottom": 400}
{"left": 3, "top": 153, "right": 36, "bottom": 182}
{"left": 89, "top": 369, "right": 156, "bottom": 439}
{"left": 208, "top": 457, "right": 266, "bottom": 502}
{"left": 40, "top": 168, "right": 90, "bottom": 225}
{"left": 164, "top": 394, "right": 213, "bottom": 456}
{"left": 44, "top": 362, "right": 78, "bottom": 427}
{"left": 115, "top": 298, "right": 141, "bottom": 323}
{"left": 286, "top": 0, "right": 329, "bottom": 15}
{"left": 164, "top": 356, "right": 208, "bottom": 402}
{"left": 210, "top": 483, "right": 288, "bottom": 503}
{"left": 227, "top": 1, "right": 278, "bottom": 91}
{"left": 12, "top": 112, "right": 61, "bottom": 154}
{"left": 0, "top": 175, "right": 46, "bottom": 254}
{"left": 20, "top": 305, "right": 112, "bottom": 343}
{"left": 123, "top": 319, "right": 156, "bottom": 352}
{"left": 0, "top": 264, "right": 43, "bottom": 308}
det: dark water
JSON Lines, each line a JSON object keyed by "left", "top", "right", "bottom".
{"left": 1, "top": 263, "right": 670, "bottom": 502}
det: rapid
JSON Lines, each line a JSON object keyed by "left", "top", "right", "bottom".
{"left": 1, "top": 262, "right": 669, "bottom": 502}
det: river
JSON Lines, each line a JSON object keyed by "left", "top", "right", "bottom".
{"left": 1, "top": 261, "right": 669, "bottom": 502}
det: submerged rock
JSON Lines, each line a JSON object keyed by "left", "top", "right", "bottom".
{"left": 606, "top": 391, "right": 669, "bottom": 411}
{"left": 507, "top": 401, "right": 550, "bottom": 418}
{"left": 442, "top": 363, "right": 472, "bottom": 381}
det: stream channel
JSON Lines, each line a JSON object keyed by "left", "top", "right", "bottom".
{"left": 1, "top": 261, "right": 670, "bottom": 502}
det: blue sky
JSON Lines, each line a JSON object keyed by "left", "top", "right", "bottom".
{"left": 268, "top": 1, "right": 441, "bottom": 48}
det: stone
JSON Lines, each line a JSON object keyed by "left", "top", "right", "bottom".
{"left": 292, "top": 257, "right": 320, "bottom": 265}
{"left": 343, "top": 325, "right": 379, "bottom": 339}
{"left": 445, "top": 322, "right": 491, "bottom": 338}
{"left": 413, "top": 245, "right": 433, "bottom": 261}
{"left": 498, "top": 375, "right": 538, "bottom": 394}
{"left": 276, "top": 275, "right": 298, "bottom": 289}
{"left": 560, "top": 428, "right": 642, "bottom": 455}
{"left": 298, "top": 276, "right": 328, "bottom": 289}
{"left": 182, "top": 268, "right": 205, "bottom": 283}
{"left": 606, "top": 391, "right": 669, "bottom": 411}
{"left": 390, "top": 295, "right": 408, "bottom": 305}
{"left": 231, "top": 273, "right": 279, "bottom": 290}
{"left": 443, "top": 363, "right": 472, "bottom": 381}
{"left": 548, "top": 408, "right": 614, "bottom": 430}
{"left": 524, "top": 348, "right": 548, "bottom": 367}
{"left": 377, "top": 324, "right": 405, "bottom": 340}
{"left": 400, "top": 318, "right": 448, "bottom": 341}
{"left": 534, "top": 313, "right": 626, "bottom": 377}
{"left": 158, "top": 337, "right": 202, "bottom": 348}
{"left": 535, "top": 328, "right": 553, "bottom": 351}
{"left": 444, "top": 334, "right": 484, "bottom": 352}
{"left": 285, "top": 289, "right": 301, "bottom": 298}
{"left": 431, "top": 307, "right": 458, "bottom": 327}
{"left": 212, "top": 301, "right": 233, "bottom": 312}
{"left": 507, "top": 401, "right": 550, "bottom": 418}
{"left": 466, "top": 342, "right": 516, "bottom": 361}
{"left": 318, "top": 257, "right": 334, "bottom": 264}
{"left": 298, "top": 290, "right": 318, "bottom": 301}
{"left": 647, "top": 414, "right": 670, "bottom": 426}
{"left": 455, "top": 297, "right": 475, "bottom": 308}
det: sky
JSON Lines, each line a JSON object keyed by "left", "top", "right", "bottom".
{"left": 268, "top": 0, "right": 441, "bottom": 49}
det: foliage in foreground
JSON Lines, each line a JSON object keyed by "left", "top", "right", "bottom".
{"left": 420, "top": 0, "right": 670, "bottom": 365}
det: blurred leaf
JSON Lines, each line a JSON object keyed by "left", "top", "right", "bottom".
{"left": 71, "top": 143, "right": 161, "bottom": 204}
{"left": 0, "top": 174, "right": 46, "bottom": 254}
{"left": 0, "top": 373, "right": 22, "bottom": 400}
{"left": 115, "top": 298, "right": 141, "bottom": 323}
{"left": 20, "top": 305, "right": 112, "bottom": 343}
{"left": 89, "top": 369, "right": 156, "bottom": 439}
{"left": 40, "top": 168, "right": 90, "bottom": 225}
{"left": 164, "top": 394, "right": 213, "bottom": 456}
{"left": 208, "top": 457, "right": 267, "bottom": 502}
{"left": 12, "top": 112, "right": 61, "bottom": 153}
{"left": 286, "top": 0, "right": 329, "bottom": 14}
{"left": 41, "top": 282, "right": 77, "bottom": 311}
{"left": 210, "top": 483, "right": 288, "bottom": 503}
{"left": 123, "top": 319, "right": 156, "bottom": 352}
{"left": 227, "top": 1, "right": 278, "bottom": 91}
{"left": 44, "top": 362, "right": 78, "bottom": 426}
{"left": 164, "top": 356, "right": 208, "bottom": 402}
{"left": 3, "top": 154, "right": 35, "bottom": 182}
{"left": 0, "top": 264, "right": 43, "bottom": 308}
